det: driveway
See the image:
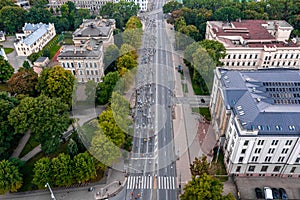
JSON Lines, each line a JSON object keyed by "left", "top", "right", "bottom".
{"left": 0, "top": 36, "right": 27, "bottom": 71}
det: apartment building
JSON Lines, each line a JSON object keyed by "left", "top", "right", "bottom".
{"left": 210, "top": 68, "right": 300, "bottom": 177}
{"left": 73, "top": 17, "right": 115, "bottom": 48}
{"left": 14, "top": 23, "right": 56, "bottom": 56}
{"left": 206, "top": 20, "right": 300, "bottom": 69}
{"left": 114, "top": 0, "right": 148, "bottom": 11}
{"left": 57, "top": 39, "right": 104, "bottom": 83}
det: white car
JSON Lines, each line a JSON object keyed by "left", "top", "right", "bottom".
{"left": 264, "top": 187, "right": 273, "bottom": 199}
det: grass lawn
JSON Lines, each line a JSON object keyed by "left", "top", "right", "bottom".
{"left": 211, "top": 147, "right": 228, "bottom": 182}
{"left": 182, "top": 83, "right": 188, "bottom": 93}
{"left": 19, "top": 135, "right": 40, "bottom": 158}
{"left": 192, "top": 107, "right": 211, "bottom": 121}
{"left": 4, "top": 47, "right": 14, "bottom": 54}
{"left": 43, "top": 34, "right": 63, "bottom": 59}
{"left": 62, "top": 32, "right": 74, "bottom": 45}
{"left": 0, "top": 83, "right": 8, "bottom": 92}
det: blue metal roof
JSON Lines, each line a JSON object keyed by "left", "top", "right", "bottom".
{"left": 23, "top": 24, "right": 49, "bottom": 46}
{"left": 219, "top": 68, "right": 300, "bottom": 136}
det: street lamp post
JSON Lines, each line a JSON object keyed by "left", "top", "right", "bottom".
{"left": 45, "top": 182, "right": 56, "bottom": 200}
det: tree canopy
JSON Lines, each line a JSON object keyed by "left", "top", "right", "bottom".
{"left": 0, "top": 55, "right": 14, "bottom": 83}
{"left": 7, "top": 69, "right": 39, "bottom": 97}
{"left": 37, "top": 65, "right": 76, "bottom": 106}
{"left": 96, "top": 71, "right": 120, "bottom": 105}
{"left": 0, "top": 160, "right": 23, "bottom": 194}
{"left": 0, "top": 6, "right": 26, "bottom": 33}
{"left": 8, "top": 95, "right": 70, "bottom": 154}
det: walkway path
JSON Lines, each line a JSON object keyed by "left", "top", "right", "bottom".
{"left": 11, "top": 130, "right": 31, "bottom": 158}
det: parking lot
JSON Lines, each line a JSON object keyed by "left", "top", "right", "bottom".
{"left": 235, "top": 176, "right": 300, "bottom": 199}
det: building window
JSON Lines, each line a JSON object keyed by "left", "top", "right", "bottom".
{"left": 255, "top": 148, "right": 261, "bottom": 154}
{"left": 248, "top": 166, "right": 255, "bottom": 172}
{"left": 273, "top": 166, "right": 281, "bottom": 172}
{"left": 85, "top": 63, "right": 88, "bottom": 68}
{"left": 244, "top": 140, "right": 249, "bottom": 146}
{"left": 271, "top": 140, "right": 279, "bottom": 145}
{"left": 87, "top": 70, "right": 89, "bottom": 75}
{"left": 265, "top": 156, "right": 272, "bottom": 162}
{"left": 233, "top": 55, "right": 236, "bottom": 59}
{"left": 78, "top": 62, "right": 81, "bottom": 68}
{"left": 268, "top": 148, "right": 275, "bottom": 154}
{"left": 290, "top": 167, "right": 296, "bottom": 173}
{"left": 258, "top": 140, "right": 264, "bottom": 145}
{"left": 67, "top": 63, "right": 70, "bottom": 68}
{"left": 278, "top": 157, "right": 284, "bottom": 162}
{"left": 94, "top": 63, "right": 97, "bottom": 68}
{"left": 251, "top": 156, "right": 258, "bottom": 162}
{"left": 255, "top": 54, "right": 258, "bottom": 59}
{"left": 261, "top": 166, "right": 268, "bottom": 172}
{"left": 281, "top": 148, "right": 289, "bottom": 154}
{"left": 241, "top": 149, "right": 246, "bottom": 154}
{"left": 95, "top": 70, "right": 98, "bottom": 75}
{"left": 238, "top": 157, "right": 244, "bottom": 163}
{"left": 91, "top": 70, "right": 94, "bottom": 75}
{"left": 236, "top": 166, "right": 241, "bottom": 172}
{"left": 90, "top": 63, "right": 93, "bottom": 68}
{"left": 62, "top": 62, "right": 65, "bottom": 68}
{"left": 285, "top": 140, "right": 292, "bottom": 145}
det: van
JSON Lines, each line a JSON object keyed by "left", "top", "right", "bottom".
{"left": 264, "top": 187, "right": 273, "bottom": 199}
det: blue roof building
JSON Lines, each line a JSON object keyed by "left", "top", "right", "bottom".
{"left": 210, "top": 68, "right": 300, "bottom": 177}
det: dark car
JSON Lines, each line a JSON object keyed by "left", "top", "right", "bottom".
{"left": 272, "top": 188, "right": 279, "bottom": 199}
{"left": 88, "top": 187, "right": 94, "bottom": 192}
{"left": 279, "top": 188, "right": 288, "bottom": 199}
{"left": 255, "top": 187, "right": 264, "bottom": 199}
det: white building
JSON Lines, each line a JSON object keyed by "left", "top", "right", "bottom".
{"left": 114, "top": 0, "right": 147, "bottom": 11}
{"left": 206, "top": 20, "right": 300, "bottom": 69}
{"left": 73, "top": 17, "right": 115, "bottom": 48}
{"left": 14, "top": 23, "right": 56, "bottom": 56}
{"left": 57, "top": 39, "right": 104, "bottom": 83}
{"left": 210, "top": 68, "right": 300, "bottom": 177}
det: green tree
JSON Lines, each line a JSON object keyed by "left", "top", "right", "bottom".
{"left": 7, "top": 70, "right": 38, "bottom": 97}
{"left": 37, "top": 65, "right": 76, "bottom": 106}
{"left": 104, "top": 44, "right": 120, "bottom": 73}
{"left": 199, "top": 40, "right": 226, "bottom": 66}
{"left": 0, "top": 93, "right": 19, "bottom": 160}
{"left": 117, "top": 54, "right": 138, "bottom": 76}
{"left": 85, "top": 80, "right": 97, "bottom": 101}
{"left": 32, "top": 157, "right": 52, "bottom": 189}
{"left": 0, "top": 160, "right": 23, "bottom": 194}
{"left": 22, "top": 61, "right": 31, "bottom": 70}
{"left": 26, "top": 6, "right": 51, "bottom": 24}
{"left": 120, "top": 43, "right": 137, "bottom": 59}
{"left": 125, "top": 16, "right": 142, "bottom": 29}
{"left": 98, "top": 109, "right": 125, "bottom": 147}
{"left": 0, "top": 0, "right": 16, "bottom": 10}
{"left": 163, "top": 0, "right": 183, "bottom": 14}
{"left": 122, "top": 28, "right": 143, "bottom": 49}
{"left": 73, "top": 152, "right": 96, "bottom": 183}
{"left": 179, "top": 24, "right": 199, "bottom": 41}
{"left": 89, "top": 131, "right": 121, "bottom": 166}
{"left": 0, "top": 55, "right": 14, "bottom": 83}
{"left": 8, "top": 95, "right": 70, "bottom": 154}
{"left": 190, "top": 156, "right": 210, "bottom": 177}
{"left": 52, "top": 153, "right": 73, "bottom": 186}
{"left": 181, "top": 173, "right": 234, "bottom": 200}
{"left": 96, "top": 71, "right": 120, "bottom": 105}
{"left": 68, "top": 138, "right": 78, "bottom": 157}
{"left": 213, "top": 6, "right": 242, "bottom": 22}
{"left": 0, "top": 6, "right": 27, "bottom": 33}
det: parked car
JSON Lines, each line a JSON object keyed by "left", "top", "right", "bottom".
{"left": 255, "top": 187, "right": 264, "bottom": 199}
{"left": 88, "top": 187, "right": 94, "bottom": 192}
{"left": 279, "top": 188, "right": 288, "bottom": 199}
{"left": 272, "top": 188, "right": 279, "bottom": 199}
{"left": 264, "top": 187, "right": 273, "bottom": 199}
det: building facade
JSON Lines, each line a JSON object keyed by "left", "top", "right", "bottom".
{"left": 73, "top": 17, "right": 115, "bottom": 48}
{"left": 210, "top": 68, "right": 300, "bottom": 177}
{"left": 206, "top": 20, "right": 300, "bottom": 69}
{"left": 14, "top": 23, "right": 56, "bottom": 56}
{"left": 57, "top": 39, "right": 104, "bottom": 83}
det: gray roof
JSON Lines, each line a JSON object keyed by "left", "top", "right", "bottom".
{"left": 73, "top": 25, "right": 111, "bottom": 38}
{"left": 219, "top": 68, "right": 300, "bottom": 136}
{"left": 22, "top": 24, "right": 49, "bottom": 46}
{"left": 58, "top": 39, "right": 102, "bottom": 58}
{"left": 35, "top": 56, "right": 48, "bottom": 63}
{"left": 23, "top": 23, "right": 45, "bottom": 32}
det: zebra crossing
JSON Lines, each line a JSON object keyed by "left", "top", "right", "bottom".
{"left": 157, "top": 176, "right": 176, "bottom": 190}
{"left": 127, "top": 176, "right": 153, "bottom": 189}
{"left": 126, "top": 176, "right": 176, "bottom": 190}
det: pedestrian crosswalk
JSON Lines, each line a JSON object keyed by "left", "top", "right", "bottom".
{"left": 126, "top": 176, "right": 176, "bottom": 190}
